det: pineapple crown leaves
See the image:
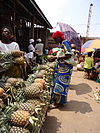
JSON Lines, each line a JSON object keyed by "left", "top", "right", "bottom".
{"left": 0, "top": 53, "right": 13, "bottom": 69}
{"left": 0, "top": 124, "right": 11, "bottom": 133}
{"left": 35, "top": 108, "right": 42, "bottom": 114}
{"left": 5, "top": 85, "right": 26, "bottom": 104}
{"left": 0, "top": 104, "right": 18, "bottom": 126}
{"left": 27, "top": 74, "right": 36, "bottom": 83}
{"left": 0, "top": 76, "right": 9, "bottom": 83}
{"left": 29, "top": 116, "right": 41, "bottom": 133}
{"left": 0, "top": 52, "right": 12, "bottom": 60}
{"left": 14, "top": 80, "right": 26, "bottom": 88}
{"left": 29, "top": 116, "right": 39, "bottom": 123}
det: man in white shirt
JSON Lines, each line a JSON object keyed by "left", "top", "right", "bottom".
{"left": 28, "top": 39, "right": 35, "bottom": 52}
{"left": 24, "top": 39, "right": 36, "bottom": 65}
{"left": 35, "top": 38, "right": 44, "bottom": 64}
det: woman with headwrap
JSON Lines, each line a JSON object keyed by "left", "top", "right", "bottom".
{"left": 49, "top": 31, "right": 74, "bottom": 108}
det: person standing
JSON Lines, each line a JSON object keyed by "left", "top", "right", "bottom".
{"left": 35, "top": 38, "right": 44, "bottom": 64}
{"left": 28, "top": 39, "right": 35, "bottom": 53}
{"left": 25, "top": 39, "right": 36, "bottom": 64}
{"left": 0, "top": 26, "right": 27, "bottom": 79}
{"left": 84, "top": 52, "right": 94, "bottom": 79}
{"left": 48, "top": 31, "right": 74, "bottom": 108}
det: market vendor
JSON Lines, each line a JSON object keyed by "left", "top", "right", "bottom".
{"left": 0, "top": 27, "right": 20, "bottom": 52}
{"left": 0, "top": 26, "right": 27, "bottom": 79}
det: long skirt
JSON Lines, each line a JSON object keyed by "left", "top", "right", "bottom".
{"left": 50, "top": 63, "right": 73, "bottom": 105}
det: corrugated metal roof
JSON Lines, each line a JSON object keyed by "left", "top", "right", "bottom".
{"left": 21, "top": 0, "right": 53, "bottom": 29}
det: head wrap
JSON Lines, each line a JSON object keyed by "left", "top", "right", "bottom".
{"left": 29, "top": 39, "right": 34, "bottom": 44}
{"left": 36, "top": 38, "right": 42, "bottom": 42}
{"left": 52, "top": 31, "right": 65, "bottom": 40}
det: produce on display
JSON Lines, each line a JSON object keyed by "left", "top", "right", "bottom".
{"left": 9, "top": 126, "right": 30, "bottom": 133}
{"left": 0, "top": 60, "right": 55, "bottom": 133}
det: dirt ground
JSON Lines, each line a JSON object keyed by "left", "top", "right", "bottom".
{"left": 43, "top": 67, "right": 100, "bottom": 133}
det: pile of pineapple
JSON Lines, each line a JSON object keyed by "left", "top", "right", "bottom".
{"left": 0, "top": 62, "right": 54, "bottom": 133}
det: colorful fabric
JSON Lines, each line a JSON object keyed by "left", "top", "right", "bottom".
{"left": 81, "top": 39, "right": 100, "bottom": 53}
{"left": 62, "top": 40, "right": 71, "bottom": 53}
{"left": 82, "top": 39, "right": 100, "bottom": 49}
{"left": 52, "top": 31, "right": 65, "bottom": 40}
{"left": 48, "top": 48, "right": 59, "bottom": 55}
{"left": 50, "top": 40, "right": 73, "bottom": 105}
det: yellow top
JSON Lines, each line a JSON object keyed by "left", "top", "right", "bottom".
{"left": 84, "top": 57, "right": 94, "bottom": 69}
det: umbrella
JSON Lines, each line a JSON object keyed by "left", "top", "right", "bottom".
{"left": 89, "top": 39, "right": 100, "bottom": 48}
{"left": 81, "top": 48, "right": 94, "bottom": 53}
{"left": 81, "top": 39, "right": 100, "bottom": 53}
{"left": 58, "top": 22, "right": 82, "bottom": 52}
{"left": 82, "top": 39, "right": 100, "bottom": 49}
{"left": 51, "top": 22, "right": 82, "bottom": 52}
{"left": 58, "top": 22, "right": 78, "bottom": 41}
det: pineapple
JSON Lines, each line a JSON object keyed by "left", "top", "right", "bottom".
{"left": 18, "top": 102, "right": 35, "bottom": 115}
{"left": 6, "top": 78, "right": 18, "bottom": 86}
{"left": 4, "top": 82, "right": 12, "bottom": 90}
{"left": 31, "top": 82, "right": 43, "bottom": 90}
{"left": 0, "top": 98, "right": 5, "bottom": 110}
{"left": 10, "top": 110, "right": 30, "bottom": 126}
{"left": 24, "top": 83, "right": 43, "bottom": 98}
{"left": 9, "top": 126, "right": 30, "bottom": 133}
{"left": 15, "top": 56, "right": 26, "bottom": 65}
{"left": 26, "top": 99, "right": 43, "bottom": 105}
{"left": 34, "top": 78, "right": 46, "bottom": 89}
{"left": 11, "top": 50, "right": 24, "bottom": 57}
{"left": 0, "top": 87, "right": 5, "bottom": 97}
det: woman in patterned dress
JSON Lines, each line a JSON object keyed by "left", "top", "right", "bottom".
{"left": 49, "top": 31, "right": 73, "bottom": 108}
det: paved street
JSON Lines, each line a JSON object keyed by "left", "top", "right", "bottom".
{"left": 43, "top": 67, "right": 100, "bottom": 133}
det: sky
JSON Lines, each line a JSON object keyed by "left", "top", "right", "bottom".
{"left": 35, "top": 0, "right": 100, "bottom": 37}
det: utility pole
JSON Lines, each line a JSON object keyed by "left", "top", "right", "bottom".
{"left": 86, "top": 3, "right": 93, "bottom": 40}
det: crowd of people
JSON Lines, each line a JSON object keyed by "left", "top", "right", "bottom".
{"left": 25, "top": 38, "right": 44, "bottom": 65}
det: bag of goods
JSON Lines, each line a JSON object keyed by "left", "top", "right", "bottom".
{"left": 11, "top": 50, "right": 24, "bottom": 57}
{"left": 14, "top": 56, "right": 26, "bottom": 65}
{"left": 77, "top": 64, "right": 84, "bottom": 71}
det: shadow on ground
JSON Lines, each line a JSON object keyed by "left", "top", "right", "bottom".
{"left": 43, "top": 115, "right": 61, "bottom": 133}
{"left": 69, "top": 83, "right": 92, "bottom": 95}
{"left": 59, "top": 100, "right": 93, "bottom": 114}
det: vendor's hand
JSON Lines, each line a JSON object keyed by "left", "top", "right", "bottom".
{"left": 35, "top": 50, "right": 39, "bottom": 55}
{"left": 48, "top": 55, "right": 56, "bottom": 61}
